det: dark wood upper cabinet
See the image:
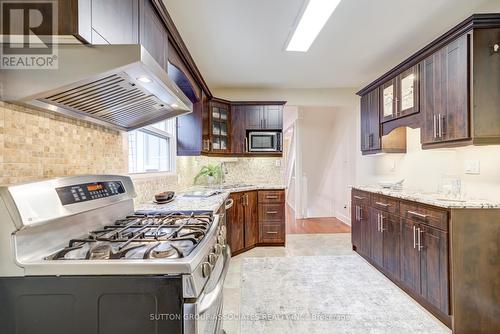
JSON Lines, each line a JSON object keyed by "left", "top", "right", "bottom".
{"left": 230, "top": 105, "right": 247, "bottom": 154}
{"left": 360, "top": 88, "right": 380, "bottom": 152}
{"left": 245, "top": 106, "right": 264, "bottom": 129}
{"left": 245, "top": 105, "right": 283, "bottom": 130}
{"left": 139, "top": 0, "right": 168, "bottom": 69}
{"left": 203, "top": 100, "right": 231, "bottom": 153}
{"left": 380, "top": 65, "right": 419, "bottom": 122}
{"left": 421, "top": 34, "right": 469, "bottom": 145}
{"left": 360, "top": 15, "right": 500, "bottom": 151}
{"left": 91, "top": 0, "right": 139, "bottom": 44}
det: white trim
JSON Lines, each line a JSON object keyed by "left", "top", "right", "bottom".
{"left": 128, "top": 171, "right": 177, "bottom": 181}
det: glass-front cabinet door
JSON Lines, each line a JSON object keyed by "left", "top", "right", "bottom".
{"left": 381, "top": 79, "right": 396, "bottom": 122}
{"left": 380, "top": 65, "right": 419, "bottom": 122}
{"left": 397, "top": 65, "right": 419, "bottom": 118}
{"left": 208, "top": 101, "right": 230, "bottom": 152}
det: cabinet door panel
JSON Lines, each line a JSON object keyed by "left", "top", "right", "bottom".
{"left": 421, "top": 53, "right": 442, "bottom": 144}
{"left": 397, "top": 65, "right": 419, "bottom": 118}
{"left": 382, "top": 213, "right": 401, "bottom": 280}
{"left": 400, "top": 219, "right": 421, "bottom": 293}
{"left": 263, "top": 105, "right": 283, "bottom": 129}
{"left": 226, "top": 193, "right": 245, "bottom": 253}
{"left": 244, "top": 192, "right": 258, "bottom": 248}
{"left": 351, "top": 203, "right": 361, "bottom": 249}
{"left": 92, "top": 0, "right": 138, "bottom": 44}
{"left": 370, "top": 208, "right": 383, "bottom": 267}
{"left": 368, "top": 88, "right": 381, "bottom": 150}
{"left": 230, "top": 105, "right": 246, "bottom": 154}
{"left": 420, "top": 225, "right": 449, "bottom": 315}
{"left": 381, "top": 79, "right": 396, "bottom": 122}
{"left": 360, "top": 94, "right": 370, "bottom": 151}
{"left": 245, "top": 106, "right": 264, "bottom": 129}
{"left": 442, "top": 34, "right": 469, "bottom": 142}
{"left": 359, "top": 205, "right": 370, "bottom": 256}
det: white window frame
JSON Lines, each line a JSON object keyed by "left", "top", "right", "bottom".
{"left": 128, "top": 119, "right": 176, "bottom": 175}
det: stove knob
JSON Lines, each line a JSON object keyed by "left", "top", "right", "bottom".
{"left": 208, "top": 253, "right": 217, "bottom": 266}
{"left": 202, "top": 262, "right": 212, "bottom": 278}
{"left": 214, "top": 244, "right": 222, "bottom": 255}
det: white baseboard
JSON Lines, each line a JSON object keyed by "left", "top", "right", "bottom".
{"left": 336, "top": 212, "right": 351, "bottom": 226}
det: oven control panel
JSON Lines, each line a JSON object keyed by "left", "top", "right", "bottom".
{"left": 56, "top": 181, "right": 125, "bottom": 205}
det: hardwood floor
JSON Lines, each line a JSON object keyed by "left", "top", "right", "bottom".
{"left": 285, "top": 204, "right": 351, "bottom": 234}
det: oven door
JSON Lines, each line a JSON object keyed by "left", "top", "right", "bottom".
{"left": 184, "top": 246, "right": 230, "bottom": 334}
{"left": 248, "top": 132, "right": 280, "bottom": 152}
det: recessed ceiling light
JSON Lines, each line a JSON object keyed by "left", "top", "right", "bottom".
{"left": 137, "top": 76, "right": 152, "bottom": 83}
{"left": 286, "top": 0, "right": 341, "bottom": 52}
{"left": 171, "top": 103, "right": 178, "bottom": 108}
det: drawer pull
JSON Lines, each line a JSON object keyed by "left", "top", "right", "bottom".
{"left": 266, "top": 195, "right": 279, "bottom": 199}
{"left": 375, "top": 202, "right": 389, "bottom": 207}
{"left": 266, "top": 211, "right": 278, "bottom": 214}
{"left": 354, "top": 195, "right": 365, "bottom": 200}
{"left": 408, "top": 210, "right": 427, "bottom": 219}
{"left": 266, "top": 231, "right": 278, "bottom": 234}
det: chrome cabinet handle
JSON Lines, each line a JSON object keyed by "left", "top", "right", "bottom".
{"left": 359, "top": 207, "right": 363, "bottom": 220}
{"left": 354, "top": 195, "right": 364, "bottom": 200}
{"left": 375, "top": 202, "right": 389, "bottom": 207}
{"left": 245, "top": 137, "right": 248, "bottom": 152}
{"left": 407, "top": 210, "right": 427, "bottom": 220}
{"left": 438, "top": 113, "right": 443, "bottom": 138}
{"left": 266, "top": 231, "right": 278, "bottom": 234}
{"left": 380, "top": 215, "right": 386, "bottom": 232}
{"left": 377, "top": 214, "right": 381, "bottom": 231}
{"left": 266, "top": 195, "right": 278, "bottom": 199}
{"left": 417, "top": 228, "right": 424, "bottom": 251}
{"left": 433, "top": 114, "right": 438, "bottom": 139}
{"left": 413, "top": 225, "right": 417, "bottom": 249}
{"left": 355, "top": 206, "right": 358, "bottom": 220}
{"left": 266, "top": 211, "right": 278, "bottom": 214}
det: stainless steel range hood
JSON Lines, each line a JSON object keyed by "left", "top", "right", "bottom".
{"left": 0, "top": 44, "right": 192, "bottom": 131}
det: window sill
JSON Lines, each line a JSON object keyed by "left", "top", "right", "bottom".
{"left": 128, "top": 171, "right": 178, "bottom": 181}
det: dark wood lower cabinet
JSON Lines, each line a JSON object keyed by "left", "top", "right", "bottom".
{"left": 351, "top": 189, "right": 451, "bottom": 328}
{"left": 227, "top": 189, "right": 285, "bottom": 256}
{"left": 370, "top": 208, "right": 384, "bottom": 267}
{"left": 400, "top": 219, "right": 421, "bottom": 293}
{"left": 420, "top": 224, "right": 449, "bottom": 315}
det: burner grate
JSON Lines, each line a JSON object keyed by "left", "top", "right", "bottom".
{"left": 45, "top": 212, "right": 213, "bottom": 260}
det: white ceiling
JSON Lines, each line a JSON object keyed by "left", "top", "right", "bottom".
{"left": 163, "top": 0, "right": 499, "bottom": 89}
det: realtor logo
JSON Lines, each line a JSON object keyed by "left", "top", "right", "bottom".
{"left": 0, "top": 0, "right": 58, "bottom": 69}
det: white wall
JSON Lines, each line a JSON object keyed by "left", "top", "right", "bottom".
{"left": 356, "top": 128, "right": 500, "bottom": 201}
{"left": 297, "top": 106, "right": 356, "bottom": 222}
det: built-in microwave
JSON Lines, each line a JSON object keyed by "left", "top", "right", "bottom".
{"left": 248, "top": 131, "right": 282, "bottom": 152}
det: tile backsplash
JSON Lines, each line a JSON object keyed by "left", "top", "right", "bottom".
{"left": 0, "top": 102, "right": 284, "bottom": 203}
{"left": 0, "top": 102, "right": 127, "bottom": 185}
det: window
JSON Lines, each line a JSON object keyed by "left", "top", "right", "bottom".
{"left": 128, "top": 119, "right": 176, "bottom": 173}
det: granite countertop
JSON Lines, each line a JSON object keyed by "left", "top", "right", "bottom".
{"left": 352, "top": 185, "right": 500, "bottom": 209}
{"left": 137, "top": 183, "right": 286, "bottom": 213}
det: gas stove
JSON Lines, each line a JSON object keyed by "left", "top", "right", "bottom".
{"left": 0, "top": 175, "right": 231, "bottom": 334}
{"left": 46, "top": 212, "right": 213, "bottom": 261}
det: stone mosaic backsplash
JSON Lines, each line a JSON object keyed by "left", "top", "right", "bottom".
{"left": 0, "top": 102, "right": 284, "bottom": 204}
{"left": 0, "top": 102, "right": 127, "bottom": 185}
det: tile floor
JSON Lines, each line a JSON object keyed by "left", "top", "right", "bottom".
{"left": 222, "top": 233, "right": 449, "bottom": 334}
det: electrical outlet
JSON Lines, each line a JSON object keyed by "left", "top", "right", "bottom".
{"left": 465, "top": 160, "right": 480, "bottom": 174}
{"left": 275, "top": 160, "right": 281, "bottom": 167}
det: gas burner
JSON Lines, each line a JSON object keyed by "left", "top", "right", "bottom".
{"left": 46, "top": 212, "right": 214, "bottom": 261}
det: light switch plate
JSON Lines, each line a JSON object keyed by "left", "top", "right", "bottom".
{"left": 465, "top": 160, "right": 480, "bottom": 174}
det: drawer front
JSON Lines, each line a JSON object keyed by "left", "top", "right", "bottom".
{"left": 258, "top": 190, "right": 285, "bottom": 203}
{"left": 259, "top": 224, "right": 284, "bottom": 243}
{"left": 352, "top": 189, "right": 370, "bottom": 205}
{"left": 400, "top": 202, "right": 448, "bottom": 231}
{"left": 371, "top": 194, "right": 399, "bottom": 214}
{"left": 259, "top": 203, "right": 284, "bottom": 222}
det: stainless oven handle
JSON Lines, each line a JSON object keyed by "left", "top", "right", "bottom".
{"left": 198, "top": 247, "right": 230, "bottom": 314}
{"left": 225, "top": 198, "right": 234, "bottom": 210}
